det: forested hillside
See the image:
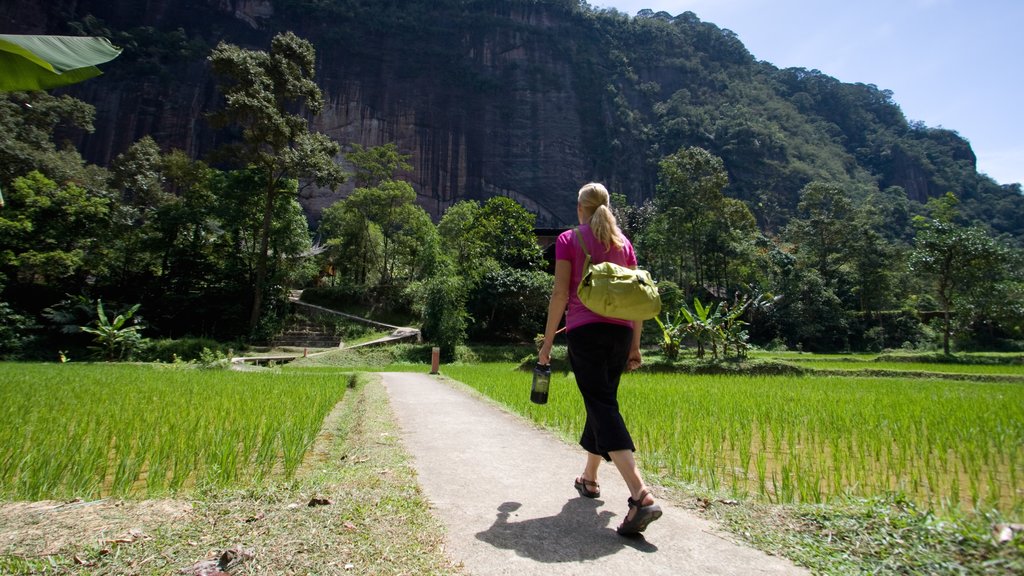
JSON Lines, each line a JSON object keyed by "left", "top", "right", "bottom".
{"left": 1, "top": 0, "right": 1021, "bottom": 357}
{"left": 2, "top": 0, "right": 1021, "bottom": 235}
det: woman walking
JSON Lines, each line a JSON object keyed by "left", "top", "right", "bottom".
{"left": 537, "top": 182, "right": 662, "bottom": 536}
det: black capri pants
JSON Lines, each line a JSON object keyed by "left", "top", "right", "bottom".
{"left": 566, "top": 321, "right": 635, "bottom": 461}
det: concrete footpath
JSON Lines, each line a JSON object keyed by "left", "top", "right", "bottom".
{"left": 380, "top": 372, "right": 809, "bottom": 576}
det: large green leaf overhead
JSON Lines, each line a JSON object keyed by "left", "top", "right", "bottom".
{"left": 0, "top": 34, "right": 121, "bottom": 91}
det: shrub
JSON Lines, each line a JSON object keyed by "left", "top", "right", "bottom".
{"left": 421, "top": 275, "right": 468, "bottom": 361}
{"left": 466, "top": 268, "right": 551, "bottom": 342}
{"left": 0, "top": 300, "right": 36, "bottom": 360}
{"left": 143, "top": 337, "right": 236, "bottom": 363}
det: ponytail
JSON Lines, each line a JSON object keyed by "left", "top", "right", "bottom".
{"left": 577, "top": 182, "right": 624, "bottom": 250}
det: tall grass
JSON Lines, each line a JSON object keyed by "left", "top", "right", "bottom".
{"left": 0, "top": 364, "right": 348, "bottom": 500}
{"left": 442, "top": 364, "right": 1024, "bottom": 516}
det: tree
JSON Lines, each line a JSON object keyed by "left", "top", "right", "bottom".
{"left": 108, "top": 136, "right": 172, "bottom": 294}
{"left": 317, "top": 143, "right": 436, "bottom": 288}
{"left": 345, "top": 142, "right": 412, "bottom": 188}
{"left": 0, "top": 91, "right": 106, "bottom": 195}
{"left": 466, "top": 268, "right": 552, "bottom": 342}
{"left": 475, "top": 197, "right": 543, "bottom": 271}
{"left": 911, "top": 193, "right": 1006, "bottom": 354}
{"left": 333, "top": 180, "right": 438, "bottom": 285}
{"left": 436, "top": 196, "right": 542, "bottom": 278}
{"left": 0, "top": 171, "right": 112, "bottom": 295}
{"left": 437, "top": 200, "right": 488, "bottom": 280}
{"left": 209, "top": 31, "right": 346, "bottom": 335}
{"left": 704, "top": 196, "right": 762, "bottom": 291}
{"left": 420, "top": 275, "right": 468, "bottom": 361}
{"left": 318, "top": 198, "right": 384, "bottom": 286}
{"left": 433, "top": 196, "right": 547, "bottom": 342}
{"left": 766, "top": 245, "right": 849, "bottom": 351}
{"left": 784, "top": 181, "right": 855, "bottom": 288}
{"left": 651, "top": 146, "right": 729, "bottom": 289}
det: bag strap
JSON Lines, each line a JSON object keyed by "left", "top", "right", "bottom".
{"left": 573, "top": 227, "right": 592, "bottom": 267}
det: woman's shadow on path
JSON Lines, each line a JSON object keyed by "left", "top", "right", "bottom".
{"left": 475, "top": 498, "right": 657, "bottom": 563}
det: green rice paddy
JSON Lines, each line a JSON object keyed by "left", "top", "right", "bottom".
{"left": 442, "top": 363, "right": 1024, "bottom": 516}
{"left": 3, "top": 357, "right": 1021, "bottom": 520}
{"left": 0, "top": 364, "right": 349, "bottom": 500}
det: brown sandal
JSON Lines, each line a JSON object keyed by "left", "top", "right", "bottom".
{"left": 616, "top": 488, "right": 662, "bottom": 535}
{"left": 574, "top": 476, "right": 601, "bottom": 498}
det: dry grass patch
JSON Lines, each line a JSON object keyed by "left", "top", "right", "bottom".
{"left": 0, "top": 499, "right": 192, "bottom": 557}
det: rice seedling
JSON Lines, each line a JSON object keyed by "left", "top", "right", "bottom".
{"left": 781, "top": 359, "right": 1024, "bottom": 376}
{"left": 0, "top": 363, "right": 347, "bottom": 500}
{"left": 442, "top": 363, "right": 1024, "bottom": 516}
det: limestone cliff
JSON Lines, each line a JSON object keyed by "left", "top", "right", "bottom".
{"left": 3, "top": 0, "right": 1014, "bottom": 236}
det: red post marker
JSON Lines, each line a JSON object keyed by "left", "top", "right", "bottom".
{"left": 430, "top": 347, "right": 440, "bottom": 374}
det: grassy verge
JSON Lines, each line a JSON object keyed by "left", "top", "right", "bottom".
{"left": 0, "top": 374, "right": 461, "bottom": 575}
{"left": 705, "top": 492, "right": 1024, "bottom": 575}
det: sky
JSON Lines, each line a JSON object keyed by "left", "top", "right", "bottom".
{"left": 594, "top": 0, "right": 1023, "bottom": 186}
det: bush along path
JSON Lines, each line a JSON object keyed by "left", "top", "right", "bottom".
{"left": 380, "top": 371, "right": 809, "bottom": 575}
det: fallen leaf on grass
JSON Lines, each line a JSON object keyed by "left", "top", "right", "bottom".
{"left": 179, "top": 559, "right": 220, "bottom": 575}
{"left": 344, "top": 521, "right": 357, "bottom": 531}
{"left": 993, "top": 523, "right": 1024, "bottom": 544}
{"left": 179, "top": 546, "right": 255, "bottom": 575}
{"left": 218, "top": 546, "right": 254, "bottom": 568}
{"left": 105, "top": 528, "right": 147, "bottom": 544}
{"left": 245, "top": 512, "right": 265, "bottom": 523}
{"left": 73, "top": 554, "right": 94, "bottom": 566}
{"left": 308, "top": 497, "right": 333, "bottom": 507}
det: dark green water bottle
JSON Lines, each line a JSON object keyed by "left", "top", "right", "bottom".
{"left": 531, "top": 362, "right": 551, "bottom": 404}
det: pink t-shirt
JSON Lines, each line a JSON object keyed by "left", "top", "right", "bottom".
{"left": 555, "top": 224, "right": 637, "bottom": 331}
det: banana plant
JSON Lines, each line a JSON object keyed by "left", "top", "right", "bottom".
{"left": 720, "top": 299, "right": 751, "bottom": 358}
{"left": 660, "top": 293, "right": 769, "bottom": 362}
{"left": 680, "top": 296, "right": 723, "bottom": 359}
{"left": 654, "top": 310, "right": 685, "bottom": 360}
{"left": 719, "top": 293, "right": 772, "bottom": 358}
{"left": 79, "top": 300, "right": 145, "bottom": 361}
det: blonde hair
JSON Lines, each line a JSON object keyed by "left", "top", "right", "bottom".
{"left": 578, "top": 182, "right": 624, "bottom": 250}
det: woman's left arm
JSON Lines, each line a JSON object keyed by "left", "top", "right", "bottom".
{"left": 627, "top": 258, "right": 643, "bottom": 371}
{"left": 627, "top": 320, "right": 643, "bottom": 371}
{"left": 539, "top": 259, "right": 571, "bottom": 365}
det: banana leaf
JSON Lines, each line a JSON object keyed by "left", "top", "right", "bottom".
{"left": 0, "top": 34, "right": 121, "bottom": 92}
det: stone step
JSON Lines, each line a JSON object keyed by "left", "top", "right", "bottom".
{"left": 274, "top": 338, "right": 333, "bottom": 344}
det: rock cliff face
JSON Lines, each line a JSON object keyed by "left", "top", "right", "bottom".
{"left": 304, "top": 5, "right": 593, "bottom": 224}
{"left": 5, "top": 0, "right": 618, "bottom": 225}
{"left": 4, "top": 0, "right": 1010, "bottom": 235}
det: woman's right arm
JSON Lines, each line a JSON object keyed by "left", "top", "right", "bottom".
{"left": 538, "top": 259, "right": 571, "bottom": 365}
